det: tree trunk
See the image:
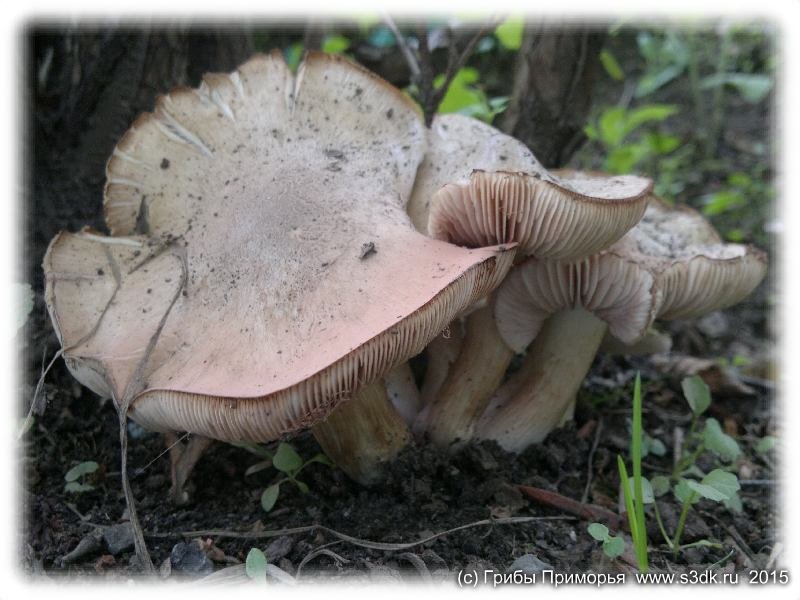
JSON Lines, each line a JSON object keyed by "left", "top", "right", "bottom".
{"left": 500, "top": 26, "right": 606, "bottom": 168}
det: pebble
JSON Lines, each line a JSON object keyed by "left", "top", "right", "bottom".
{"left": 170, "top": 541, "right": 214, "bottom": 576}
{"left": 103, "top": 523, "right": 134, "bottom": 555}
{"left": 507, "top": 554, "right": 552, "bottom": 575}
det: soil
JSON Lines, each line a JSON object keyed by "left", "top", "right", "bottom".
{"left": 20, "top": 26, "right": 778, "bottom": 585}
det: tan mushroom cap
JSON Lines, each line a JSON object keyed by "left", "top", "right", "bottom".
{"left": 494, "top": 251, "right": 660, "bottom": 353}
{"left": 427, "top": 168, "right": 653, "bottom": 261}
{"left": 613, "top": 198, "right": 768, "bottom": 319}
{"left": 494, "top": 196, "right": 768, "bottom": 353}
{"left": 407, "top": 113, "right": 544, "bottom": 233}
{"left": 44, "top": 52, "right": 515, "bottom": 443}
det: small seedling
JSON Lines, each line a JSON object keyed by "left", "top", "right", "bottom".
{"left": 260, "top": 442, "right": 332, "bottom": 513}
{"left": 650, "top": 375, "right": 743, "bottom": 556}
{"left": 587, "top": 523, "right": 625, "bottom": 559}
{"left": 617, "top": 372, "right": 649, "bottom": 572}
{"left": 64, "top": 460, "right": 99, "bottom": 493}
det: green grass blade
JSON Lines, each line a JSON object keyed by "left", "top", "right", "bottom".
{"left": 631, "top": 373, "right": 649, "bottom": 571}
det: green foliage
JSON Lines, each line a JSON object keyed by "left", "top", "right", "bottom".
{"left": 700, "top": 72, "right": 772, "bottom": 104}
{"left": 634, "top": 30, "right": 690, "bottom": 97}
{"left": 245, "top": 547, "right": 268, "bottom": 582}
{"left": 434, "top": 68, "right": 509, "bottom": 123}
{"left": 702, "top": 418, "right": 742, "bottom": 462}
{"left": 584, "top": 104, "right": 679, "bottom": 174}
{"left": 64, "top": 461, "right": 99, "bottom": 494}
{"left": 495, "top": 17, "right": 523, "bottom": 50}
{"left": 681, "top": 375, "right": 711, "bottom": 416}
{"left": 587, "top": 523, "right": 625, "bottom": 559}
{"left": 755, "top": 435, "right": 777, "bottom": 454}
{"left": 321, "top": 34, "right": 350, "bottom": 55}
{"left": 248, "top": 442, "right": 332, "bottom": 514}
{"left": 617, "top": 373, "right": 649, "bottom": 572}
{"left": 599, "top": 49, "right": 625, "bottom": 81}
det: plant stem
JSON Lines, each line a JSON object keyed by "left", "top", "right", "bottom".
{"left": 652, "top": 499, "right": 675, "bottom": 550}
{"left": 671, "top": 491, "right": 697, "bottom": 556}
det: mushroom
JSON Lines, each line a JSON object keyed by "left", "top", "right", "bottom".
{"left": 415, "top": 168, "right": 653, "bottom": 447}
{"left": 475, "top": 196, "right": 768, "bottom": 453}
{"left": 43, "top": 52, "right": 516, "bottom": 495}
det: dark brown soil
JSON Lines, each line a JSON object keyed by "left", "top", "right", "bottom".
{"left": 20, "top": 24, "right": 778, "bottom": 584}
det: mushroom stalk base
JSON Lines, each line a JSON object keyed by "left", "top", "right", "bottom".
{"left": 312, "top": 380, "right": 411, "bottom": 485}
{"left": 166, "top": 433, "right": 214, "bottom": 506}
{"left": 417, "top": 305, "right": 514, "bottom": 448}
{"left": 476, "top": 308, "right": 608, "bottom": 453}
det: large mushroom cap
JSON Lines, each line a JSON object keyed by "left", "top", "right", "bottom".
{"left": 44, "top": 52, "right": 515, "bottom": 443}
{"left": 427, "top": 168, "right": 653, "bottom": 261}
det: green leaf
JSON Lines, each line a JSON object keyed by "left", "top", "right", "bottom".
{"left": 635, "top": 65, "right": 685, "bottom": 97}
{"left": 624, "top": 104, "right": 678, "bottom": 133}
{"left": 702, "top": 190, "right": 745, "bottom": 216}
{"left": 674, "top": 479, "right": 701, "bottom": 505}
{"left": 723, "top": 491, "right": 743, "bottom": 513}
{"left": 230, "top": 441, "right": 274, "bottom": 460}
{"left": 700, "top": 73, "right": 772, "bottom": 103}
{"left": 600, "top": 49, "right": 624, "bottom": 81}
{"left": 651, "top": 475, "right": 671, "bottom": 497}
{"left": 495, "top": 17, "right": 524, "bottom": 50}
{"left": 64, "top": 481, "right": 95, "bottom": 493}
{"left": 244, "top": 460, "right": 273, "bottom": 477}
{"left": 605, "top": 144, "right": 648, "bottom": 174}
{"left": 261, "top": 483, "right": 281, "bottom": 512}
{"left": 687, "top": 469, "right": 740, "bottom": 503}
{"left": 435, "top": 68, "right": 485, "bottom": 116}
{"left": 642, "top": 433, "right": 667, "bottom": 457}
{"left": 598, "top": 107, "right": 628, "bottom": 146}
{"left": 305, "top": 453, "right": 334, "bottom": 467}
{"left": 273, "top": 442, "right": 303, "bottom": 474}
{"left": 703, "top": 418, "right": 742, "bottom": 462}
{"left": 681, "top": 375, "right": 711, "bottom": 416}
{"left": 629, "top": 476, "right": 655, "bottom": 504}
{"left": 64, "top": 461, "right": 99, "bottom": 483}
{"left": 294, "top": 479, "right": 310, "bottom": 494}
{"left": 245, "top": 548, "right": 268, "bottom": 581}
{"left": 284, "top": 43, "right": 304, "bottom": 73}
{"left": 755, "top": 435, "right": 777, "bottom": 453}
{"left": 644, "top": 132, "right": 680, "bottom": 154}
{"left": 321, "top": 34, "right": 350, "bottom": 55}
{"left": 587, "top": 522, "right": 609, "bottom": 541}
{"left": 603, "top": 535, "right": 625, "bottom": 559}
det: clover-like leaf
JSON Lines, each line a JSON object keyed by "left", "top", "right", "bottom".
{"left": 703, "top": 418, "right": 742, "bottom": 462}
{"left": 64, "top": 461, "right": 99, "bottom": 483}
{"left": 587, "top": 523, "right": 609, "bottom": 541}
{"left": 651, "top": 475, "right": 671, "bottom": 497}
{"left": 682, "top": 375, "right": 711, "bottom": 416}
{"left": 261, "top": 483, "right": 281, "bottom": 512}
{"left": 686, "top": 469, "right": 740, "bottom": 504}
{"left": 273, "top": 443, "right": 303, "bottom": 474}
{"left": 245, "top": 548, "right": 268, "bottom": 581}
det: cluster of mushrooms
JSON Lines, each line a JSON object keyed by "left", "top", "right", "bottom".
{"left": 43, "top": 52, "right": 767, "bottom": 503}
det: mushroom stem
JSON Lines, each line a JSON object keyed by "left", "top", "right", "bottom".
{"left": 476, "top": 308, "right": 608, "bottom": 453}
{"left": 415, "top": 305, "right": 514, "bottom": 448}
{"left": 312, "top": 380, "right": 411, "bottom": 485}
{"left": 166, "top": 433, "right": 214, "bottom": 506}
{"left": 418, "top": 324, "right": 464, "bottom": 410}
{"left": 385, "top": 362, "right": 422, "bottom": 426}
